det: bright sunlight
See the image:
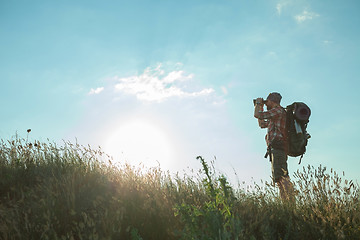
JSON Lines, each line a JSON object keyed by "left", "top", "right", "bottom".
{"left": 104, "top": 119, "right": 174, "bottom": 168}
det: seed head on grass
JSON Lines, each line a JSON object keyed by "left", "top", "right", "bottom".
{"left": 1, "top": 137, "right": 359, "bottom": 239}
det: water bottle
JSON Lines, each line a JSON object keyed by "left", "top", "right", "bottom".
{"left": 294, "top": 120, "right": 303, "bottom": 134}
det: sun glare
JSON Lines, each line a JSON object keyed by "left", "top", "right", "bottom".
{"left": 104, "top": 119, "right": 174, "bottom": 168}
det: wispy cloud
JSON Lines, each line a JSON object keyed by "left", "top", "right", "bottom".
{"left": 221, "top": 86, "right": 228, "bottom": 95}
{"left": 294, "top": 10, "right": 319, "bottom": 23}
{"left": 323, "top": 40, "right": 333, "bottom": 45}
{"left": 276, "top": 1, "right": 320, "bottom": 24}
{"left": 276, "top": 1, "right": 289, "bottom": 15}
{"left": 113, "top": 64, "right": 214, "bottom": 102}
{"left": 88, "top": 87, "right": 104, "bottom": 95}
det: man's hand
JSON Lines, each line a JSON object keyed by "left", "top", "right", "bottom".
{"left": 255, "top": 97, "right": 264, "bottom": 105}
{"left": 254, "top": 97, "right": 264, "bottom": 119}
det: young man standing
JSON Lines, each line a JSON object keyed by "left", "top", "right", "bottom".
{"left": 254, "top": 92, "right": 293, "bottom": 201}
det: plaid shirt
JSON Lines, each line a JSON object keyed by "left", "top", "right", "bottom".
{"left": 257, "top": 105, "right": 287, "bottom": 147}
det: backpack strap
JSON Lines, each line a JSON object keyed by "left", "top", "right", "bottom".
{"left": 264, "top": 145, "right": 272, "bottom": 162}
{"left": 298, "top": 154, "right": 304, "bottom": 164}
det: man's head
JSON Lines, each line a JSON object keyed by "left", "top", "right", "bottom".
{"left": 265, "top": 92, "right": 282, "bottom": 109}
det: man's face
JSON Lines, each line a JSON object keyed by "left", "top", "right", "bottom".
{"left": 265, "top": 100, "right": 274, "bottom": 110}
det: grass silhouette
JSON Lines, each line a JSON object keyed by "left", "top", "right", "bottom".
{"left": 0, "top": 137, "right": 359, "bottom": 239}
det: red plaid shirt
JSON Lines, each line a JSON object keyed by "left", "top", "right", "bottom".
{"left": 257, "top": 105, "right": 287, "bottom": 147}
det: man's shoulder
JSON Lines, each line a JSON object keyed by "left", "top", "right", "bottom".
{"left": 270, "top": 105, "right": 285, "bottom": 114}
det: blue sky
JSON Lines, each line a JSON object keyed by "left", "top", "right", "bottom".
{"left": 1, "top": 0, "right": 359, "bottom": 185}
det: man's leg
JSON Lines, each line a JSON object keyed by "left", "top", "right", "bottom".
{"left": 271, "top": 148, "right": 294, "bottom": 201}
{"left": 278, "top": 176, "right": 294, "bottom": 202}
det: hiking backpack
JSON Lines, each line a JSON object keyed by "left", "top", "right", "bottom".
{"left": 285, "top": 102, "right": 311, "bottom": 164}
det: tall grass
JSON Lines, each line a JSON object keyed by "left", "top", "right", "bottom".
{"left": 0, "top": 137, "right": 359, "bottom": 239}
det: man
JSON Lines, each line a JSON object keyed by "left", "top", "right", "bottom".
{"left": 254, "top": 92, "right": 293, "bottom": 201}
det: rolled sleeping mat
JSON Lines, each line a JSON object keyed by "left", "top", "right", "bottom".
{"left": 294, "top": 103, "right": 311, "bottom": 121}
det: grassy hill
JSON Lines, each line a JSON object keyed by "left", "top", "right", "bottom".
{"left": 0, "top": 138, "right": 359, "bottom": 240}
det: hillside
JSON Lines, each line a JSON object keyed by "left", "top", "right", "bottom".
{"left": 0, "top": 138, "right": 359, "bottom": 240}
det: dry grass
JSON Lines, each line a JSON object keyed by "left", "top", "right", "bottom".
{"left": 0, "top": 137, "right": 359, "bottom": 239}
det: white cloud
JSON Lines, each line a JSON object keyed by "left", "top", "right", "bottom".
{"left": 276, "top": 1, "right": 320, "bottom": 24}
{"left": 267, "top": 51, "right": 277, "bottom": 58}
{"left": 221, "top": 86, "right": 228, "bottom": 95}
{"left": 113, "top": 65, "right": 214, "bottom": 102}
{"left": 276, "top": 4, "right": 282, "bottom": 15}
{"left": 294, "top": 10, "right": 319, "bottom": 23}
{"left": 163, "top": 70, "right": 194, "bottom": 83}
{"left": 276, "top": 2, "right": 287, "bottom": 15}
{"left": 88, "top": 87, "right": 104, "bottom": 95}
{"left": 323, "top": 40, "right": 333, "bottom": 45}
